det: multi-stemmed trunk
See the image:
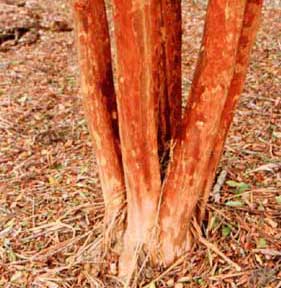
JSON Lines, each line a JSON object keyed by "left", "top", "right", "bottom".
{"left": 73, "top": 0, "right": 263, "bottom": 279}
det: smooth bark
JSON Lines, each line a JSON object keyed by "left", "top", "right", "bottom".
{"left": 73, "top": 0, "right": 125, "bottom": 229}
{"left": 159, "top": 0, "right": 247, "bottom": 264}
{"left": 197, "top": 0, "right": 263, "bottom": 223}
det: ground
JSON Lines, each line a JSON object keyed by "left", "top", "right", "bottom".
{"left": 0, "top": 1, "right": 280, "bottom": 287}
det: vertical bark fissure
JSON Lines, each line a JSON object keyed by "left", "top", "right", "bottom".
{"left": 197, "top": 0, "right": 263, "bottom": 223}
{"left": 159, "top": 0, "right": 247, "bottom": 264}
{"left": 73, "top": 0, "right": 125, "bottom": 231}
{"left": 162, "top": 0, "right": 182, "bottom": 139}
{"left": 158, "top": 0, "right": 182, "bottom": 178}
{"left": 158, "top": 0, "right": 170, "bottom": 176}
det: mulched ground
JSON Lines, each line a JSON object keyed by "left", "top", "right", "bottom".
{"left": 0, "top": 1, "right": 280, "bottom": 287}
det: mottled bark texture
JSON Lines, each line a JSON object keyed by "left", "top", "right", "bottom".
{"left": 73, "top": 0, "right": 262, "bottom": 276}
{"left": 159, "top": 0, "right": 247, "bottom": 265}
{"left": 111, "top": 0, "right": 163, "bottom": 274}
{"left": 197, "top": 0, "right": 263, "bottom": 224}
{"left": 73, "top": 0, "right": 125, "bottom": 231}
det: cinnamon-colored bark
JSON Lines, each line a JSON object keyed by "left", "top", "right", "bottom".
{"left": 73, "top": 0, "right": 262, "bottom": 275}
{"left": 111, "top": 0, "right": 163, "bottom": 273}
{"left": 159, "top": 0, "right": 247, "bottom": 264}
{"left": 197, "top": 0, "right": 263, "bottom": 223}
{"left": 73, "top": 0, "right": 125, "bottom": 227}
{"left": 158, "top": 0, "right": 182, "bottom": 169}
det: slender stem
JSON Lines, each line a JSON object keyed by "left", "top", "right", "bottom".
{"left": 73, "top": 0, "right": 125, "bottom": 229}
{"left": 111, "top": 0, "right": 163, "bottom": 276}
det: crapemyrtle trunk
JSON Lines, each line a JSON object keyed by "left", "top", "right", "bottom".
{"left": 197, "top": 0, "right": 263, "bottom": 223}
{"left": 73, "top": 0, "right": 125, "bottom": 232}
{"left": 73, "top": 0, "right": 263, "bottom": 277}
{"left": 158, "top": 0, "right": 247, "bottom": 265}
{"left": 111, "top": 0, "right": 163, "bottom": 275}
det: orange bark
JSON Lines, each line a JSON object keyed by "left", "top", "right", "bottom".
{"left": 73, "top": 0, "right": 263, "bottom": 276}
{"left": 111, "top": 0, "right": 163, "bottom": 273}
{"left": 159, "top": 0, "right": 247, "bottom": 264}
{"left": 158, "top": 0, "right": 182, "bottom": 171}
{"left": 73, "top": 0, "right": 125, "bottom": 227}
{"left": 197, "top": 0, "right": 263, "bottom": 223}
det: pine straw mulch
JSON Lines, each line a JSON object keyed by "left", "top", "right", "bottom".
{"left": 0, "top": 1, "right": 280, "bottom": 287}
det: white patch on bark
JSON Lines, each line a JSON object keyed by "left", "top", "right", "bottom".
{"left": 92, "top": 131, "right": 102, "bottom": 149}
{"left": 196, "top": 121, "right": 205, "bottom": 129}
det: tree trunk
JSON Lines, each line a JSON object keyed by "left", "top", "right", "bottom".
{"left": 73, "top": 0, "right": 263, "bottom": 278}
{"left": 73, "top": 0, "right": 125, "bottom": 234}
{"left": 159, "top": 0, "right": 247, "bottom": 265}
{"left": 197, "top": 0, "right": 263, "bottom": 223}
{"left": 111, "top": 0, "right": 163, "bottom": 275}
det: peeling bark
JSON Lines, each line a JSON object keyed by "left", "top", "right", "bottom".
{"left": 159, "top": 0, "right": 247, "bottom": 265}
{"left": 73, "top": 0, "right": 125, "bottom": 230}
{"left": 111, "top": 0, "right": 163, "bottom": 275}
{"left": 197, "top": 0, "right": 263, "bottom": 223}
